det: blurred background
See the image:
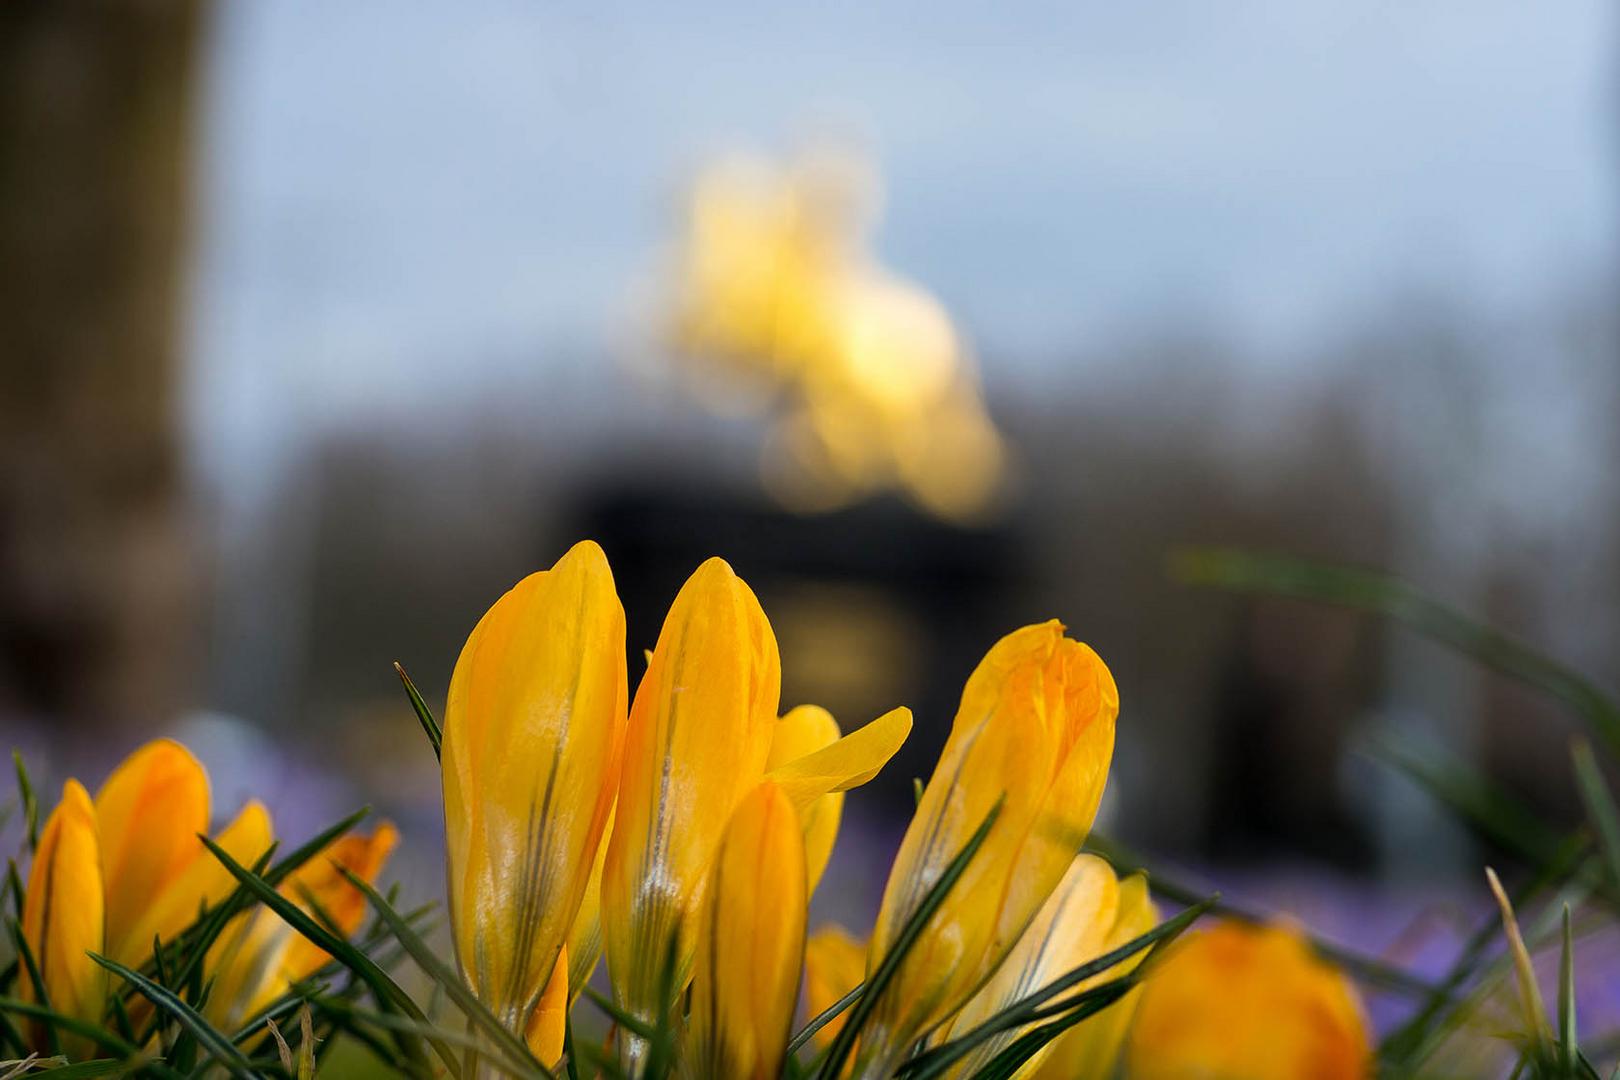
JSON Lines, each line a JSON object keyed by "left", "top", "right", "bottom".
{"left": 2, "top": 0, "right": 1617, "bottom": 1033}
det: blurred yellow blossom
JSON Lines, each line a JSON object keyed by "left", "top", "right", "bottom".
{"left": 663, "top": 150, "right": 1008, "bottom": 521}
{"left": 1127, "top": 919, "right": 1371, "bottom": 1080}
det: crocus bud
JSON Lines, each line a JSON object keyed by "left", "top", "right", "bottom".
{"left": 859, "top": 621, "right": 1117, "bottom": 1073}
{"left": 442, "top": 539, "right": 628, "bottom": 1035}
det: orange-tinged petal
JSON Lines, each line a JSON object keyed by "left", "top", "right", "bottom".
{"left": 857, "top": 622, "right": 1117, "bottom": 1073}
{"left": 1127, "top": 919, "right": 1371, "bottom": 1080}
{"left": 280, "top": 822, "right": 399, "bottom": 983}
{"left": 203, "top": 823, "right": 398, "bottom": 1031}
{"left": 113, "top": 799, "right": 274, "bottom": 968}
{"left": 93, "top": 739, "right": 210, "bottom": 962}
{"left": 804, "top": 925, "right": 867, "bottom": 1050}
{"left": 443, "top": 540, "right": 628, "bottom": 1033}
{"left": 524, "top": 949, "right": 569, "bottom": 1066}
{"left": 21, "top": 780, "right": 106, "bottom": 1049}
{"left": 686, "top": 782, "right": 807, "bottom": 1080}
{"left": 601, "top": 557, "right": 780, "bottom": 1031}
{"left": 767, "top": 706, "right": 844, "bottom": 894}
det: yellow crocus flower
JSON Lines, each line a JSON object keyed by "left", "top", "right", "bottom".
{"left": 205, "top": 822, "right": 399, "bottom": 1031}
{"left": 685, "top": 781, "right": 807, "bottom": 1080}
{"left": 441, "top": 540, "right": 628, "bottom": 1037}
{"left": 601, "top": 555, "right": 910, "bottom": 1049}
{"left": 766, "top": 705, "right": 843, "bottom": 894}
{"left": 18, "top": 739, "right": 386, "bottom": 1055}
{"left": 20, "top": 780, "right": 106, "bottom": 1054}
{"left": 856, "top": 621, "right": 1118, "bottom": 1075}
{"left": 1126, "top": 919, "right": 1371, "bottom": 1080}
{"left": 84, "top": 739, "right": 277, "bottom": 971}
{"left": 803, "top": 925, "right": 867, "bottom": 1051}
{"left": 601, "top": 557, "right": 782, "bottom": 1032}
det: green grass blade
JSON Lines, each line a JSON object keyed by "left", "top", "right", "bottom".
{"left": 1572, "top": 738, "right": 1620, "bottom": 890}
{"left": 89, "top": 953, "right": 257, "bottom": 1080}
{"left": 960, "top": 982, "right": 1131, "bottom": 1080}
{"left": 786, "top": 981, "right": 864, "bottom": 1059}
{"left": 1172, "top": 547, "right": 1620, "bottom": 753}
{"left": 1379, "top": 833, "right": 1588, "bottom": 1066}
{"left": 815, "top": 798, "right": 1004, "bottom": 1080}
{"left": 1560, "top": 904, "right": 1576, "bottom": 1075}
{"left": 12, "top": 753, "right": 38, "bottom": 853}
{"left": 578, "top": 985, "right": 656, "bottom": 1043}
{"left": 336, "top": 867, "right": 553, "bottom": 1080}
{"left": 1368, "top": 731, "right": 1570, "bottom": 871}
{"left": 394, "top": 662, "right": 442, "bottom": 761}
{"left": 196, "top": 834, "right": 456, "bottom": 1080}
{"left": 8, "top": 918, "right": 60, "bottom": 1057}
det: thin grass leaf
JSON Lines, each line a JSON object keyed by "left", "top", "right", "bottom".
{"left": 393, "top": 663, "right": 442, "bottom": 761}
{"left": 11, "top": 755, "right": 37, "bottom": 854}
{"left": 1560, "top": 905, "right": 1576, "bottom": 1076}
{"left": 197, "top": 835, "right": 454, "bottom": 1080}
{"left": 7, "top": 861, "right": 26, "bottom": 922}
{"left": 898, "top": 895, "right": 1214, "bottom": 1080}
{"left": 17, "top": 1061, "right": 137, "bottom": 1079}
{"left": 8, "top": 919, "right": 60, "bottom": 1058}
{"left": 335, "top": 867, "right": 552, "bottom": 1080}
{"left": 816, "top": 798, "right": 1003, "bottom": 1080}
{"left": 1369, "top": 731, "right": 1568, "bottom": 869}
{"left": 786, "top": 981, "right": 864, "bottom": 1059}
{"left": 1485, "top": 868, "right": 1555, "bottom": 1065}
{"left": 962, "top": 982, "right": 1131, "bottom": 1080}
{"left": 0, "top": 1000, "right": 170, "bottom": 1077}
{"left": 1572, "top": 738, "right": 1620, "bottom": 891}
{"left": 265, "top": 1017, "right": 294, "bottom": 1073}
{"left": 88, "top": 953, "right": 256, "bottom": 1080}
{"left": 561, "top": 1016, "right": 579, "bottom": 1080}
{"left": 1172, "top": 548, "right": 1620, "bottom": 753}
{"left": 1380, "top": 834, "right": 1588, "bottom": 1067}
{"left": 311, "top": 996, "right": 542, "bottom": 1078}
{"left": 578, "top": 987, "right": 655, "bottom": 1043}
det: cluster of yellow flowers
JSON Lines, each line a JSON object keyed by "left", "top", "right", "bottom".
{"left": 16, "top": 537, "right": 1373, "bottom": 1077}
{"left": 439, "top": 540, "right": 1374, "bottom": 1079}
{"left": 19, "top": 740, "right": 396, "bottom": 1057}
{"left": 663, "top": 152, "right": 1007, "bottom": 522}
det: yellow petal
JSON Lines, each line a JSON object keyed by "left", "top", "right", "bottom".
{"left": 21, "top": 780, "right": 106, "bottom": 1047}
{"left": 685, "top": 782, "right": 806, "bottom": 1080}
{"left": 765, "top": 705, "right": 911, "bottom": 813}
{"left": 858, "top": 622, "right": 1118, "bottom": 1070}
{"left": 804, "top": 925, "right": 867, "bottom": 1051}
{"left": 524, "top": 948, "right": 569, "bottom": 1066}
{"left": 113, "top": 799, "right": 274, "bottom": 969}
{"left": 767, "top": 706, "right": 843, "bottom": 893}
{"left": 442, "top": 539, "right": 628, "bottom": 1032}
{"left": 1127, "top": 919, "right": 1371, "bottom": 1080}
{"left": 280, "top": 822, "right": 399, "bottom": 983}
{"left": 93, "top": 739, "right": 210, "bottom": 962}
{"left": 601, "top": 557, "right": 780, "bottom": 1030}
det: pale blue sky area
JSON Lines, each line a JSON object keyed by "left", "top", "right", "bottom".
{"left": 188, "top": 0, "right": 1615, "bottom": 471}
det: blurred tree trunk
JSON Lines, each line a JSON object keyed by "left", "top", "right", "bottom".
{"left": 0, "top": 2, "right": 206, "bottom": 733}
